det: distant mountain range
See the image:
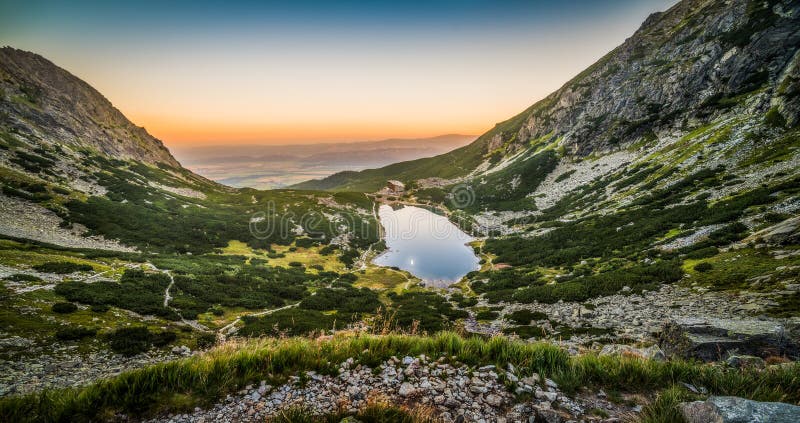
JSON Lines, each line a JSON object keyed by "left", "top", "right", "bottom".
{"left": 170, "top": 135, "right": 475, "bottom": 189}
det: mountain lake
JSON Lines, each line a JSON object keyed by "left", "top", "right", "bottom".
{"left": 373, "top": 205, "right": 480, "bottom": 287}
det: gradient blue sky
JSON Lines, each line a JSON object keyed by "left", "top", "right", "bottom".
{"left": 1, "top": 0, "right": 678, "bottom": 146}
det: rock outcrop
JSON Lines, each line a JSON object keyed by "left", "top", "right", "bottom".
{"left": 680, "top": 396, "right": 800, "bottom": 423}
{"left": 659, "top": 317, "right": 800, "bottom": 361}
{"left": 513, "top": 0, "right": 800, "bottom": 156}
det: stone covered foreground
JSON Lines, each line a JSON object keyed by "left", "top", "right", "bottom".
{"left": 147, "top": 354, "right": 641, "bottom": 423}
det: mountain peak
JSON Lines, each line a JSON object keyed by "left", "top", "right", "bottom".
{"left": 0, "top": 47, "right": 179, "bottom": 167}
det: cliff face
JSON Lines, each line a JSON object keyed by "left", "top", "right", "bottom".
{"left": 0, "top": 47, "right": 180, "bottom": 167}
{"left": 512, "top": 0, "right": 800, "bottom": 156}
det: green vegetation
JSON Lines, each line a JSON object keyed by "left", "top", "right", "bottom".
{"left": 2, "top": 332, "right": 798, "bottom": 422}
{"left": 106, "top": 326, "right": 177, "bottom": 356}
{"left": 475, "top": 169, "right": 800, "bottom": 303}
{"left": 505, "top": 309, "right": 548, "bottom": 325}
{"left": 299, "top": 286, "right": 381, "bottom": 313}
{"left": 239, "top": 308, "right": 347, "bottom": 337}
{"left": 475, "top": 310, "right": 499, "bottom": 320}
{"left": 384, "top": 292, "right": 468, "bottom": 333}
{"left": 55, "top": 269, "right": 179, "bottom": 320}
{"left": 765, "top": 106, "right": 787, "bottom": 128}
{"left": 693, "top": 262, "right": 713, "bottom": 273}
{"left": 59, "top": 155, "right": 379, "bottom": 256}
{"left": 55, "top": 326, "right": 97, "bottom": 341}
{"left": 684, "top": 248, "right": 800, "bottom": 292}
{"left": 51, "top": 302, "right": 78, "bottom": 314}
{"left": 512, "top": 261, "right": 683, "bottom": 304}
{"left": 33, "top": 261, "right": 93, "bottom": 274}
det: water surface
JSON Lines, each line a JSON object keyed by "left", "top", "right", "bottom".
{"left": 373, "top": 205, "right": 479, "bottom": 286}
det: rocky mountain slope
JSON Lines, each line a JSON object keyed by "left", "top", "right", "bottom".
{"left": 296, "top": 0, "right": 800, "bottom": 193}
{"left": 0, "top": 46, "right": 379, "bottom": 255}
{"left": 0, "top": 47, "right": 179, "bottom": 166}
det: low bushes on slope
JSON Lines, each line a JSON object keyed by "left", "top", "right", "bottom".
{"left": 512, "top": 260, "right": 684, "bottom": 304}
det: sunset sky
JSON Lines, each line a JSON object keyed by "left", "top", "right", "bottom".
{"left": 1, "top": 0, "right": 676, "bottom": 146}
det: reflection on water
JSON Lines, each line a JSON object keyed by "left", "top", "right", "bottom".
{"left": 373, "top": 205, "right": 480, "bottom": 287}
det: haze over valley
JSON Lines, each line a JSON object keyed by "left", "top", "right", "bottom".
{"left": 171, "top": 135, "right": 475, "bottom": 189}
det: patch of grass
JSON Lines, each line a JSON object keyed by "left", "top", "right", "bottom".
{"left": 4, "top": 273, "right": 42, "bottom": 282}
{"left": 639, "top": 385, "right": 696, "bottom": 423}
{"left": 692, "top": 262, "right": 713, "bottom": 273}
{"left": 683, "top": 248, "right": 800, "bottom": 292}
{"left": 299, "top": 286, "right": 381, "bottom": 314}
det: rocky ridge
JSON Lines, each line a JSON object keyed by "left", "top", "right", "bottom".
{"left": 0, "top": 47, "right": 179, "bottom": 167}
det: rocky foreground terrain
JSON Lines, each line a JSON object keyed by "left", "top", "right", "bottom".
{"left": 148, "top": 355, "right": 630, "bottom": 423}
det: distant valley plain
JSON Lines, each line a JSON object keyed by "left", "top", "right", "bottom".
{"left": 171, "top": 134, "right": 475, "bottom": 189}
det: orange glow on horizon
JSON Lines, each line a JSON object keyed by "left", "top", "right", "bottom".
{"left": 129, "top": 113, "right": 495, "bottom": 146}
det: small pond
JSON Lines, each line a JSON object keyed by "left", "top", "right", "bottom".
{"left": 373, "top": 205, "right": 480, "bottom": 287}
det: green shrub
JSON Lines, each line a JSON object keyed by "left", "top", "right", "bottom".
{"left": 107, "top": 327, "right": 152, "bottom": 356}
{"left": 299, "top": 286, "right": 380, "bottom": 313}
{"left": 150, "top": 331, "right": 177, "bottom": 347}
{"left": 239, "top": 309, "right": 343, "bottom": 337}
{"left": 33, "top": 262, "right": 93, "bottom": 274}
{"left": 196, "top": 332, "right": 217, "bottom": 349}
{"left": 475, "top": 310, "right": 499, "bottom": 320}
{"left": 765, "top": 107, "right": 787, "bottom": 128}
{"left": 55, "top": 270, "right": 180, "bottom": 320}
{"left": 502, "top": 325, "right": 548, "bottom": 338}
{"left": 514, "top": 261, "right": 684, "bottom": 304}
{"left": 506, "top": 309, "right": 548, "bottom": 325}
{"left": 450, "top": 293, "right": 478, "bottom": 308}
{"left": 693, "top": 262, "right": 713, "bottom": 273}
{"left": 5, "top": 274, "right": 42, "bottom": 282}
{"left": 385, "top": 292, "right": 468, "bottom": 333}
{"left": 55, "top": 326, "right": 97, "bottom": 341}
{"left": 51, "top": 302, "right": 78, "bottom": 314}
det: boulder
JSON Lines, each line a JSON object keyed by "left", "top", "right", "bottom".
{"left": 398, "top": 382, "right": 416, "bottom": 397}
{"left": 747, "top": 216, "right": 800, "bottom": 246}
{"left": 680, "top": 396, "right": 800, "bottom": 423}
{"left": 725, "top": 355, "right": 766, "bottom": 369}
{"left": 659, "top": 317, "right": 799, "bottom": 361}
